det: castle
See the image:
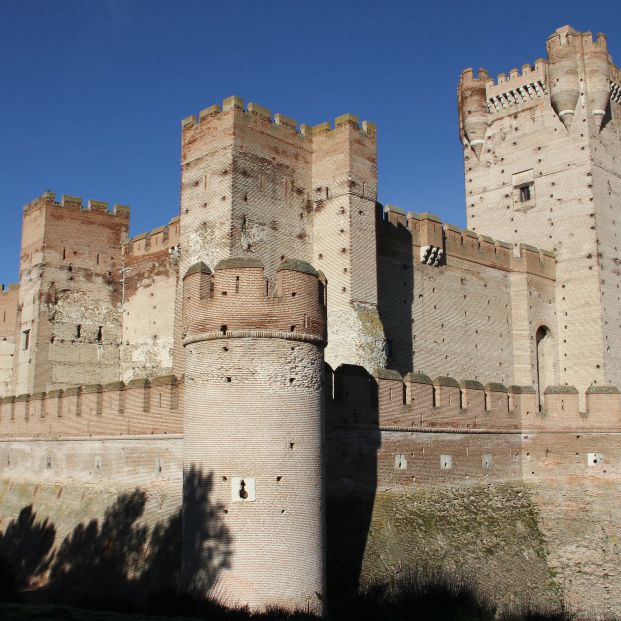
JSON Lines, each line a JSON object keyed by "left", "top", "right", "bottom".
{"left": 1, "top": 24, "right": 621, "bottom": 618}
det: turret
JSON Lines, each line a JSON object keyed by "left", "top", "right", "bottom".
{"left": 458, "top": 68, "right": 490, "bottom": 158}
{"left": 181, "top": 257, "right": 326, "bottom": 614}
{"left": 547, "top": 25, "right": 580, "bottom": 129}
{"left": 584, "top": 32, "right": 612, "bottom": 131}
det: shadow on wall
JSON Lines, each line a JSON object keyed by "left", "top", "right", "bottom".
{"left": 325, "top": 364, "right": 380, "bottom": 606}
{"left": 323, "top": 365, "right": 573, "bottom": 621}
{"left": 376, "top": 205, "right": 414, "bottom": 376}
{"left": 0, "top": 467, "right": 233, "bottom": 614}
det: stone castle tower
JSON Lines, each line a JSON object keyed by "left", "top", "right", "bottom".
{"left": 13, "top": 193, "right": 129, "bottom": 395}
{"left": 181, "top": 257, "right": 327, "bottom": 613}
{"left": 459, "top": 25, "right": 621, "bottom": 399}
{"left": 178, "top": 99, "right": 385, "bottom": 375}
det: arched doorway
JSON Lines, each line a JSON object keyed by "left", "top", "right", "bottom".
{"left": 536, "top": 325, "right": 555, "bottom": 411}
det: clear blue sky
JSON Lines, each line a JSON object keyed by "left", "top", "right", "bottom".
{"left": 0, "top": 0, "right": 619, "bottom": 284}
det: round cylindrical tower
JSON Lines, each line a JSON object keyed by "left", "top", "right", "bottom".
{"left": 547, "top": 26, "right": 580, "bottom": 129}
{"left": 457, "top": 67, "right": 490, "bottom": 159}
{"left": 181, "top": 257, "right": 327, "bottom": 615}
{"left": 584, "top": 32, "right": 612, "bottom": 131}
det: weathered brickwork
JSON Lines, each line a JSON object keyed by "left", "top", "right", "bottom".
{"left": 121, "top": 218, "right": 180, "bottom": 382}
{"left": 1, "top": 21, "right": 621, "bottom": 619}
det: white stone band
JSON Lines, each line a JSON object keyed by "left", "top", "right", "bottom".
{"left": 183, "top": 329, "right": 326, "bottom": 346}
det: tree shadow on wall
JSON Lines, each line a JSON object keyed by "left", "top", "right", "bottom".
{"left": 0, "top": 466, "right": 235, "bottom": 615}
{"left": 0, "top": 505, "right": 56, "bottom": 599}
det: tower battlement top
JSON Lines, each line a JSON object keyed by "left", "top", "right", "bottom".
{"left": 182, "top": 257, "right": 326, "bottom": 346}
{"left": 23, "top": 191, "right": 130, "bottom": 219}
{"left": 180, "top": 96, "right": 377, "bottom": 140}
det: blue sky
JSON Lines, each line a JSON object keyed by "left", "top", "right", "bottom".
{"left": 0, "top": 0, "right": 619, "bottom": 284}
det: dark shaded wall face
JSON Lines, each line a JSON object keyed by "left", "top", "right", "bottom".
{"left": 325, "top": 365, "right": 380, "bottom": 601}
{"left": 377, "top": 212, "right": 414, "bottom": 376}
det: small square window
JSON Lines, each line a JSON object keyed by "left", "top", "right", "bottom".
{"left": 440, "top": 454, "right": 453, "bottom": 470}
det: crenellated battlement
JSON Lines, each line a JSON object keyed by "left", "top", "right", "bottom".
{"left": 546, "top": 24, "right": 581, "bottom": 51}
{"left": 329, "top": 366, "right": 621, "bottom": 432}
{"left": 123, "top": 216, "right": 180, "bottom": 257}
{"left": 0, "top": 375, "right": 183, "bottom": 439}
{"left": 380, "top": 205, "right": 556, "bottom": 279}
{"left": 23, "top": 191, "right": 130, "bottom": 219}
{"left": 182, "top": 257, "right": 326, "bottom": 345}
{"left": 485, "top": 59, "right": 548, "bottom": 114}
{"left": 458, "top": 67, "right": 490, "bottom": 88}
{"left": 180, "top": 95, "right": 376, "bottom": 142}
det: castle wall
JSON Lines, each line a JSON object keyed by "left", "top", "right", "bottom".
{"left": 0, "top": 436, "right": 183, "bottom": 601}
{"left": 325, "top": 368, "right": 621, "bottom": 617}
{"left": 121, "top": 220, "right": 179, "bottom": 382}
{"left": 377, "top": 207, "right": 556, "bottom": 386}
{"left": 0, "top": 363, "right": 619, "bottom": 617}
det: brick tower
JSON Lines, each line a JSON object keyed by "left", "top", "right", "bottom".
{"left": 458, "top": 26, "right": 621, "bottom": 399}
{"left": 181, "top": 257, "right": 327, "bottom": 614}
{"left": 13, "top": 192, "right": 129, "bottom": 394}
{"left": 176, "top": 98, "right": 385, "bottom": 376}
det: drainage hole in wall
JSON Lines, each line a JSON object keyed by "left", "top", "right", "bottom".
{"left": 276, "top": 476, "right": 282, "bottom": 482}
{"left": 222, "top": 476, "right": 227, "bottom": 481}
{"left": 225, "top": 377, "right": 231, "bottom": 383}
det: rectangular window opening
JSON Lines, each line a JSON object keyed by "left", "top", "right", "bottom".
{"left": 520, "top": 185, "right": 531, "bottom": 202}
{"left": 22, "top": 329, "right": 30, "bottom": 350}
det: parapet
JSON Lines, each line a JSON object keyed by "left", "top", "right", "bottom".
{"left": 391, "top": 210, "right": 557, "bottom": 279}
{"left": 182, "top": 257, "right": 327, "bottom": 346}
{"left": 329, "top": 366, "right": 621, "bottom": 432}
{"left": 0, "top": 375, "right": 183, "bottom": 439}
{"left": 485, "top": 59, "right": 548, "bottom": 115}
{"left": 123, "top": 216, "right": 180, "bottom": 258}
{"left": 180, "top": 95, "right": 376, "bottom": 146}
{"left": 23, "top": 191, "right": 130, "bottom": 220}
